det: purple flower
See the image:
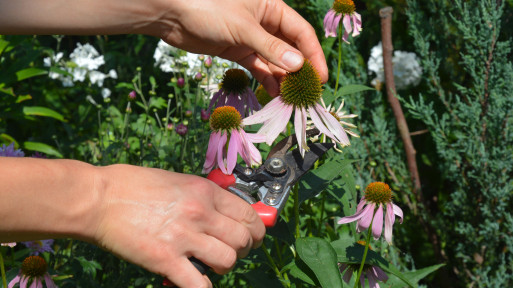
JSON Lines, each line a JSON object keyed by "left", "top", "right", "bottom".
{"left": 338, "top": 182, "right": 403, "bottom": 244}
{"left": 208, "top": 69, "right": 260, "bottom": 118}
{"left": 22, "top": 240, "right": 54, "bottom": 255}
{"left": 8, "top": 256, "right": 57, "bottom": 288}
{"left": 200, "top": 109, "right": 210, "bottom": 122}
{"left": 175, "top": 123, "right": 188, "bottom": 136}
{"left": 203, "top": 106, "right": 265, "bottom": 175}
{"left": 339, "top": 262, "right": 388, "bottom": 288}
{"left": 324, "top": 0, "right": 362, "bottom": 43}
{"left": 0, "top": 143, "right": 25, "bottom": 157}
{"left": 31, "top": 152, "right": 47, "bottom": 159}
{"left": 128, "top": 90, "right": 137, "bottom": 101}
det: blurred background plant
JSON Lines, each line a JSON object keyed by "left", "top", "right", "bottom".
{"left": 1, "top": 0, "right": 512, "bottom": 287}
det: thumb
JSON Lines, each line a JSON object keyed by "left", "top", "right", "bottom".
{"left": 241, "top": 23, "right": 304, "bottom": 72}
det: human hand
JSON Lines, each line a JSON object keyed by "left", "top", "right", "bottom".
{"left": 144, "top": 0, "right": 328, "bottom": 96}
{"left": 92, "top": 164, "right": 265, "bottom": 288}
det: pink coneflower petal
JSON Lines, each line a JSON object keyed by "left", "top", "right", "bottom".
{"left": 356, "top": 197, "right": 367, "bottom": 213}
{"left": 343, "top": 15, "right": 352, "bottom": 36}
{"left": 342, "top": 266, "right": 353, "bottom": 283}
{"left": 294, "top": 106, "right": 308, "bottom": 157}
{"left": 227, "top": 129, "right": 241, "bottom": 173}
{"left": 367, "top": 270, "right": 380, "bottom": 288}
{"left": 309, "top": 106, "right": 337, "bottom": 140}
{"left": 352, "top": 14, "right": 361, "bottom": 37}
{"left": 207, "top": 90, "right": 222, "bottom": 113}
{"left": 21, "top": 275, "right": 29, "bottom": 288}
{"left": 258, "top": 102, "right": 293, "bottom": 145}
{"left": 384, "top": 202, "right": 395, "bottom": 244}
{"left": 8, "top": 275, "right": 20, "bottom": 288}
{"left": 217, "top": 132, "right": 228, "bottom": 174}
{"left": 203, "top": 131, "right": 221, "bottom": 173}
{"left": 315, "top": 103, "right": 350, "bottom": 145}
{"left": 373, "top": 266, "right": 388, "bottom": 282}
{"left": 357, "top": 202, "right": 376, "bottom": 231}
{"left": 243, "top": 97, "right": 284, "bottom": 125}
{"left": 372, "top": 204, "right": 384, "bottom": 240}
{"left": 45, "top": 274, "right": 58, "bottom": 288}
{"left": 239, "top": 131, "right": 263, "bottom": 166}
{"left": 393, "top": 203, "right": 404, "bottom": 224}
{"left": 338, "top": 202, "right": 374, "bottom": 224}
{"left": 323, "top": 10, "right": 336, "bottom": 37}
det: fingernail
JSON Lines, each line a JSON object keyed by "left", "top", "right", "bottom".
{"left": 281, "top": 51, "right": 303, "bottom": 70}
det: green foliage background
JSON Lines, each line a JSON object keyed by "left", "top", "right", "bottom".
{"left": 1, "top": 0, "right": 512, "bottom": 287}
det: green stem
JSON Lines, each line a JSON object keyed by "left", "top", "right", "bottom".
{"left": 293, "top": 184, "right": 300, "bottom": 239}
{"left": 334, "top": 24, "right": 343, "bottom": 97}
{"left": 261, "top": 242, "right": 282, "bottom": 279}
{"left": 318, "top": 193, "right": 326, "bottom": 234}
{"left": 0, "top": 249, "right": 7, "bottom": 288}
{"left": 353, "top": 211, "right": 376, "bottom": 288}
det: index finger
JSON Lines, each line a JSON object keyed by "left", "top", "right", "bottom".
{"left": 211, "top": 184, "right": 266, "bottom": 248}
{"left": 260, "top": 1, "right": 329, "bottom": 83}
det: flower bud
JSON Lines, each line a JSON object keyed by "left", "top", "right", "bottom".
{"left": 200, "top": 109, "right": 210, "bottom": 122}
{"left": 177, "top": 77, "right": 185, "bottom": 88}
{"left": 185, "top": 110, "right": 193, "bottom": 118}
{"left": 128, "top": 90, "right": 137, "bottom": 101}
{"left": 194, "top": 72, "right": 203, "bottom": 81}
{"left": 204, "top": 56, "right": 212, "bottom": 68}
{"left": 176, "top": 123, "right": 188, "bottom": 136}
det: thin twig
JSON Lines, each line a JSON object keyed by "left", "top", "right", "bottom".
{"left": 379, "top": 7, "right": 422, "bottom": 199}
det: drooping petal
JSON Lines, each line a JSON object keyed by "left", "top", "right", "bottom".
{"left": 239, "top": 130, "right": 263, "bottom": 166}
{"left": 207, "top": 90, "right": 222, "bottom": 113}
{"left": 338, "top": 202, "right": 373, "bottom": 224}
{"left": 341, "top": 265, "right": 353, "bottom": 284}
{"left": 352, "top": 14, "right": 361, "bottom": 37}
{"left": 44, "top": 274, "right": 58, "bottom": 288}
{"left": 393, "top": 203, "right": 404, "bottom": 224}
{"left": 367, "top": 270, "right": 380, "bottom": 288}
{"left": 356, "top": 197, "right": 367, "bottom": 213}
{"left": 315, "top": 103, "right": 350, "bottom": 146}
{"left": 20, "top": 275, "right": 29, "bottom": 288}
{"left": 203, "top": 131, "right": 221, "bottom": 173}
{"left": 258, "top": 102, "right": 293, "bottom": 145}
{"left": 309, "top": 105, "right": 337, "bottom": 140}
{"left": 243, "top": 96, "right": 285, "bottom": 125}
{"left": 373, "top": 266, "right": 389, "bottom": 282}
{"left": 227, "top": 129, "right": 241, "bottom": 174}
{"left": 354, "top": 12, "right": 362, "bottom": 32}
{"left": 342, "top": 30, "right": 350, "bottom": 44}
{"left": 294, "top": 106, "right": 308, "bottom": 157}
{"left": 323, "top": 10, "right": 337, "bottom": 38}
{"left": 372, "top": 204, "right": 384, "bottom": 240}
{"left": 217, "top": 132, "right": 228, "bottom": 174}
{"left": 357, "top": 202, "right": 376, "bottom": 231}
{"left": 8, "top": 274, "right": 20, "bottom": 288}
{"left": 342, "top": 14, "right": 352, "bottom": 36}
{"left": 244, "top": 132, "right": 266, "bottom": 143}
{"left": 384, "top": 202, "right": 396, "bottom": 244}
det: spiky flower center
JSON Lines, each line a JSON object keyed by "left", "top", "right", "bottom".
{"left": 21, "top": 256, "right": 47, "bottom": 277}
{"left": 280, "top": 59, "right": 323, "bottom": 108}
{"left": 221, "top": 69, "right": 250, "bottom": 94}
{"left": 365, "top": 182, "right": 393, "bottom": 204}
{"left": 255, "top": 85, "right": 273, "bottom": 107}
{"left": 210, "top": 106, "right": 242, "bottom": 131}
{"left": 333, "top": 0, "right": 356, "bottom": 15}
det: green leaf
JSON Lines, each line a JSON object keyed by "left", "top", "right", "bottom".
{"left": 0, "top": 134, "right": 18, "bottom": 146}
{"left": 324, "top": 84, "right": 375, "bottom": 106}
{"left": 23, "top": 141, "right": 63, "bottom": 158}
{"left": 331, "top": 239, "right": 415, "bottom": 287}
{"left": 0, "top": 39, "right": 10, "bottom": 55}
{"left": 15, "top": 68, "right": 48, "bottom": 81}
{"left": 386, "top": 263, "right": 445, "bottom": 287}
{"left": 16, "top": 94, "right": 32, "bottom": 103}
{"left": 296, "top": 237, "right": 344, "bottom": 288}
{"left": 74, "top": 256, "right": 102, "bottom": 279}
{"left": 23, "top": 106, "right": 66, "bottom": 122}
{"left": 0, "top": 83, "right": 15, "bottom": 96}
{"left": 298, "top": 158, "right": 356, "bottom": 204}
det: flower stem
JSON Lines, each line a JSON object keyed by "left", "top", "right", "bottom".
{"left": 293, "top": 184, "right": 300, "bottom": 239}
{"left": 261, "top": 242, "right": 282, "bottom": 278}
{"left": 334, "top": 24, "right": 343, "bottom": 97}
{"left": 353, "top": 213, "right": 376, "bottom": 288}
{"left": 0, "top": 249, "right": 7, "bottom": 288}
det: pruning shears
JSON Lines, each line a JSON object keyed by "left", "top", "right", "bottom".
{"left": 164, "top": 129, "right": 334, "bottom": 286}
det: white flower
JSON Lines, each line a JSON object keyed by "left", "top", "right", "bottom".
{"left": 367, "top": 42, "right": 422, "bottom": 90}
{"left": 101, "top": 88, "right": 111, "bottom": 99}
{"left": 70, "top": 43, "right": 105, "bottom": 70}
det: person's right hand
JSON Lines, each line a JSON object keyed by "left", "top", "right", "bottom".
{"left": 91, "top": 164, "right": 266, "bottom": 288}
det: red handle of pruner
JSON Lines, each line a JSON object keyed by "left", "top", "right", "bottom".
{"left": 207, "top": 168, "right": 279, "bottom": 228}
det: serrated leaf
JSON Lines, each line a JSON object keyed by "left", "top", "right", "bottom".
{"left": 296, "top": 237, "right": 344, "bottom": 288}
{"left": 16, "top": 68, "right": 48, "bottom": 81}
{"left": 23, "top": 106, "right": 66, "bottom": 122}
{"left": 23, "top": 141, "right": 63, "bottom": 158}
{"left": 324, "top": 84, "right": 375, "bottom": 106}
